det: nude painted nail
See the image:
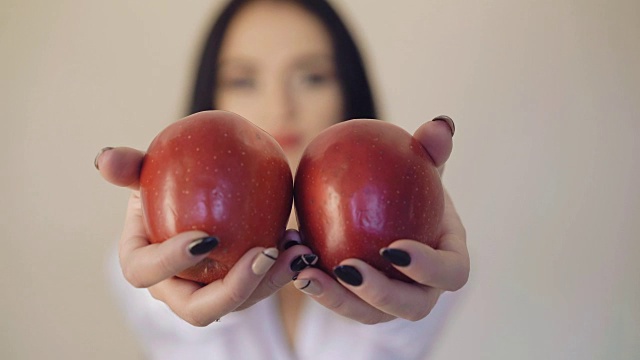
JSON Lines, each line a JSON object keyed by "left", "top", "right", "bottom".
{"left": 432, "top": 115, "right": 455, "bottom": 137}
{"left": 251, "top": 248, "right": 278, "bottom": 275}
{"left": 94, "top": 147, "right": 114, "bottom": 170}
{"left": 294, "top": 278, "right": 322, "bottom": 296}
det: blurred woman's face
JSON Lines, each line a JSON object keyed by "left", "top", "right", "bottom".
{"left": 215, "top": 0, "right": 344, "bottom": 165}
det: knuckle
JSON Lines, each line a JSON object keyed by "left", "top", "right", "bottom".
{"left": 155, "top": 252, "right": 178, "bottom": 278}
{"left": 367, "top": 289, "right": 395, "bottom": 310}
{"left": 122, "top": 263, "right": 147, "bottom": 288}
{"left": 325, "top": 293, "right": 347, "bottom": 312}
{"left": 225, "top": 286, "right": 249, "bottom": 305}
{"left": 234, "top": 300, "right": 253, "bottom": 312}
{"left": 445, "top": 258, "right": 471, "bottom": 291}
{"left": 407, "top": 292, "right": 439, "bottom": 321}
{"left": 182, "top": 304, "right": 215, "bottom": 327}
{"left": 264, "top": 273, "right": 287, "bottom": 294}
{"left": 359, "top": 312, "right": 385, "bottom": 325}
{"left": 406, "top": 308, "right": 431, "bottom": 322}
{"left": 183, "top": 313, "right": 210, "bottom": 327}
{"left": 148, "top": 289, "right": 162, "bottom": 301}
{"left": 453, "top": 267, "right": 471, "bottom": 291}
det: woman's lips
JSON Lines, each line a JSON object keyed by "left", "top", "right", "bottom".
{"left": 273, "top": 133, "right": 303, "bottom": 151}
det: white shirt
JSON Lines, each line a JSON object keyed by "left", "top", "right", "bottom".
{"left": 107, "top": 252, "right": 458, "bottom": 360}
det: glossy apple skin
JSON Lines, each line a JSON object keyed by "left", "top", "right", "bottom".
{"left": 294, "top": 119, "right": 444, "bottom": 282}
{"left": 140, "top": 111, "right": 293, "bottom": 284}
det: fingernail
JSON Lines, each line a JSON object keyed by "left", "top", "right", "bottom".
{"left": 380, "top": 248, "right": 411, "bottom": 267}
{"left": 282, "top": 229, "right": 302, "bottom": 250}
{"left": 290, "top": 254, "right": 318, "bottom": 272}
{"left": 94, "top": 147, "right": 114, "bottom": 170}
{"left": 283, "top": 240, "right": 301, "bottom": 250}
{"left": 432, "top": 115, "right": 455, "bottom": 137}
{"left": 188, "top": 236, "right": 219, "bottom": 255}
{"left": 252, "top": 248, "right": 278, "bottom": 275}
{"left": 333, "top": 265, "right": 363, "bottom": 286}
{"left": 294, "top": 278, "right": 322, "bottom": 296}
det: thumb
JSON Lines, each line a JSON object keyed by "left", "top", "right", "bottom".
{"left": 94, "top": 146, "right": 145, "bottom": 189}
{"left": 413, "top": 115, "right": 455, "bottom": 174}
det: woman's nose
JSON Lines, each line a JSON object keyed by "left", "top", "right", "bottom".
{"left": 264, "top": 82, "right": 295, "bottom": 127}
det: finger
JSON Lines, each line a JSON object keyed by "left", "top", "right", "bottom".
{"left": 149, "top": 247, "right": 277, "bottom": 327}
{"left": 332, "top": 259, "right": 444, "bottom": 321}
{"left": 117, "top": 192, "right": 218, "bottom": 288}
{"left": 413, "top": 115, "right": 455, "bottom": 174}
{"left": 380, "top": 239, "right": 469, "bottom": 291}
{"left": 119, "top": 229, "right": 217, "bottom": 289}
{"left": 292, "top": 267, "right": 395, "bottom": 324}
{"left": 95, "top": 146, "right": 145, "bottom": 189}
{"left": 236, "top": 243, "right": 315, "bottom": 311}
{"left": 278, "top": 228, "right": 303, "bottom": 251}
{"left": 381, "top": 190, "right": 469, "bottom": 291}
{"left": 440, "top": 188, "right": 467, "bottom": 245}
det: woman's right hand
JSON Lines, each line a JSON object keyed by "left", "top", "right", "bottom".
{"left": 95, "top": 147, "right": 314, "bottom": 327}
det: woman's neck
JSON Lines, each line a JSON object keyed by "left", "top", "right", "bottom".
{"left": 277, "top": 282, "right": 306, "bottom": 350}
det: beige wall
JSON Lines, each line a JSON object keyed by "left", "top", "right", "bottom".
{"left": 2, "top": 0, "right": 639, "bottom": 359}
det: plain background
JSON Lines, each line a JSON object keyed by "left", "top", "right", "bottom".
{"left": 2, "top": 0, "right": 639, "bottom": 359}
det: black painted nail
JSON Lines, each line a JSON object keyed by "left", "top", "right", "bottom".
{"left": 284, "top": 240, "right": 301, "bottom": 250}
{"left": 188, "top": 236, "right": 219, "bottom": 255}
{"left": 380, "top": 248, "right": 411, "bottom": 267}
{"left": 94, "top": 147, "right": 114, "bottom": 170}
{"left": 333, "top": 265, "right": 363, "bottom": 286}
{"left": 290, "top": 254, "right": 318, "bottom": 272}
{"left": 432, "top": 115, "right": 455, "bottom": 137}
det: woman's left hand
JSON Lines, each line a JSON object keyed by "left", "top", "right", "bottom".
{"left": 292, "top": 116, "right": 469, "bottom": 324}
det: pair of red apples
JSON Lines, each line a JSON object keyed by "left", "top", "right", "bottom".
{"left": 140, "top": 111, "right": 444, "bottom": 284}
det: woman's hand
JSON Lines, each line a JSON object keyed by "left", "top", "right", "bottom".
{"left": 95, "top": 147, "right": 315, "bottom": 327}
{"left": 291, "top": 116, "right": 469, "bottom": 324}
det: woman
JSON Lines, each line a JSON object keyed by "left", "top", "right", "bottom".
{"left": 95, "top": 0, "right": 469, "bottom": 358}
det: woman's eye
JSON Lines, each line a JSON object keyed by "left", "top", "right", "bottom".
{"left": 303, "top": 73, "right": 329, "bottom": 85}
{"left": 222, "top": 77, "right": 255, "bottom": 89}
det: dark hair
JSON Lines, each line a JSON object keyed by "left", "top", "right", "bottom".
{"left": 188, "top": 0, "right": 378, "bottom": 121}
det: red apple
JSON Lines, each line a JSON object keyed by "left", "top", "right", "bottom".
{"left": 139, "top": 111, "right": 293, "bottom": 284}
{"left": 294, "top": 119, "right": 444, "bottom": 282}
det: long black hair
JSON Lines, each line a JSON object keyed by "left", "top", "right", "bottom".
{"left": 188, "top": 0, "right": 378, "bottom": 121}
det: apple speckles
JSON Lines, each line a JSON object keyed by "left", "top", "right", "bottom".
{"left": 140, "top": 111, "right": 293, "bottom": 284}
{"left": 294, "top": 119, "right": 443, "bottom": 283}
